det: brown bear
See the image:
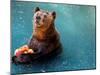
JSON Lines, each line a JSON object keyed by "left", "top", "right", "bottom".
{"left": 12, "top": 7, "right": 61, "bottom": 63}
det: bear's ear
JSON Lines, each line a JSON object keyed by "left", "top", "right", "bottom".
{"left": 52, "top": 11, "right": 56, "bottom": 19}
{"left": 35, "top": 7, "right": 40, "bottom": 12}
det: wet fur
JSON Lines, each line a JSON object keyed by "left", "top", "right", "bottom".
{"left": 28, "top": 23, "right": 60, "bottom": 55}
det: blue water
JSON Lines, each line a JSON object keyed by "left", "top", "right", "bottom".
{"left": 11, "top": 1, "right": 96, "bottom": 74}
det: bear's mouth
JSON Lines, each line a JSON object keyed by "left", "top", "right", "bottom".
{"left": 35, "top": 20, "right": 39, "bottom": 24}
{"left": 35, "top": 20, "right": 40, "bottom": 24}
{"left": 35, "top": 21, "right": 42, "bottom": 28}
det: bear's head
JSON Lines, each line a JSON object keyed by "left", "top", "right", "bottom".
{"left": 33, "top": 7, "right": 56, "bottom": 31}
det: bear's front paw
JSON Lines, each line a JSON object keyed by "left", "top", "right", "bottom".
{"left": 14, "top": 45, "right": 34, "bottom": 57}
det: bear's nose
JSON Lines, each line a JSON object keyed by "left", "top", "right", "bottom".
{"left": 36, "top": 16, "right": 41, "bottom": 20}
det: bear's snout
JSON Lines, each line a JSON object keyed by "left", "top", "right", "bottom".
{"left": 36, "top": 16, "right": 41, "bottom": 20}
{"left": 35, "top": 16, "right": 41, "bottom": 24}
